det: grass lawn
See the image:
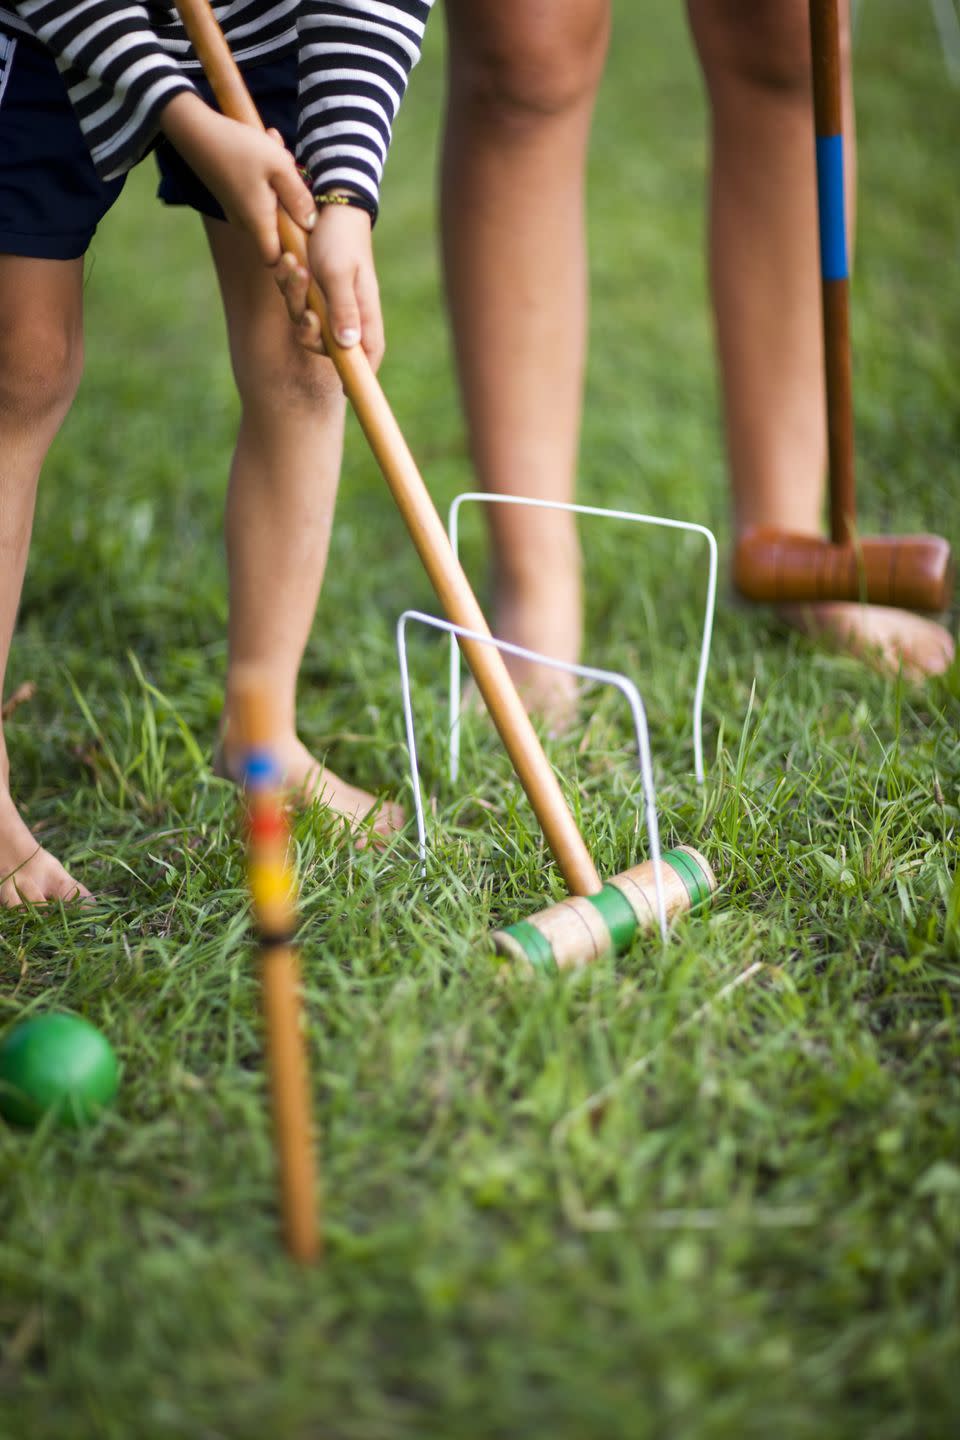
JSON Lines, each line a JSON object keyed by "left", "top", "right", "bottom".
{"left": 2, "top": 3, "right": 959, "bottom": 1436}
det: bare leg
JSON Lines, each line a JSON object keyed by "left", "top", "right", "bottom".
{"left": 0, "top": 255, "right": 92, "bottom": 905}
{"left": 441, "top": 0, "right": 611, "bottom": 728}
{"left": 689, "top": 0, "right": 954, "bottom": 677}
{"left": 204, "top": 219, "right": 402, "bottom": 835}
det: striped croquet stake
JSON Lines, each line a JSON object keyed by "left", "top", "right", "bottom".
{"left": 491, "top": 846, "right": 717, "bottom": 976}
{"left": 239, "top": 686, "right": 320, "bottom": 1263}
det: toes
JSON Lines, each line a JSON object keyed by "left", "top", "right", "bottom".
{"left": 358, "top": 799, "right": 405, "bottom": 851}
{"left": 373, "top": 800, "right": 406, "bottom": 835}
{"left": 0, "top": 849, "right": 91, "bottom": 908}
{"left": 911, "top": 622, "right": 955, "bottom": 677}
{"left": 355, "top": 806, "right": 403, "bottom": 852}
{"left": 778, "top": 603, "right": 956, "bottom": 682}
{"left": 0, "top": 877, "right": 26, "bottom": 907}
{"left": 11, "top": 875, "right": 46, "bottom": 906}
{"left": 879, "top": 618, "right": 955, "bottom": 680}
{"left": 52, "top": 873, "right": 92, "bottom": 903}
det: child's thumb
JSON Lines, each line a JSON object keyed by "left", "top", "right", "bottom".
{"left": 322, "top": 263, "right": 364, "bottom": 347}
{"left": 323, "top": 273, "right": 362, "bottom": 349}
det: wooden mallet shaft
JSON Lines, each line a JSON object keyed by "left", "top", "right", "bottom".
{"left": 236, "top": 678, "right": 320, "bottom": 1264}
{"left": 811, "top": 0, "right": 855, "bottom": 546}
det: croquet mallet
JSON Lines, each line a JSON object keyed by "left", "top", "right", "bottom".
{"left": 733, "top": 0, "right": 954, "bottom": 612}
{"left": 174, "top": 0, "right": 717, "bottom": 973}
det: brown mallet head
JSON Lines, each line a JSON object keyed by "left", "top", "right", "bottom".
{"left": 733, "top": 529, "right": 955, "bottom": 613}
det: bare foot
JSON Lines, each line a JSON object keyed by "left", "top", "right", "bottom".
{"left": 0, "top": 790, "right": 91, "bottom": 908}
{"left": 778, "top": 602, "right": 956, "bottom": 679}
{"left": 215, "top": 732, "right": 404, "bottom": 842}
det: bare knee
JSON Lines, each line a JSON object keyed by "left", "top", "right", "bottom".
{"left": 233, "top": 337, "right": 345, "bottom": 423}
{"left": 689, "top": 0, "right": 849, "bottom": 97}
{"left": 446, "top": 0, "right": 611, "bottom": 131}
{"left": 0, "top": 317, "right": 83, "bottom": 428}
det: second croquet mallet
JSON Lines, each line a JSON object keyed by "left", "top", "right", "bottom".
{"left": 733, "top": 0, "right": 953, "bottom": 611}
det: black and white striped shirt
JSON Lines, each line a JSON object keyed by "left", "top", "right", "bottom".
{"left": 2, "top": 2, "right": 433, "bottom": 211}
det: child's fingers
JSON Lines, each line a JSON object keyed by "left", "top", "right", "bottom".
{"left": 275, "top": 254, "right": 327, "bottom": 353}
{"left": 249, "top": 195, "right": 284, "bottom": 266}
{"left": 275, "top": 252, "right": 309, "bottom": 322}
{"left": 297, "top": 310, "right": 325, "bottom": 354}
{"left": 268, "top": 147, "right": 317, "bottom": 237}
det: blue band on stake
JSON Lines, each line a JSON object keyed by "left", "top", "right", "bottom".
{"left": 816, "top": 134, "right": 848, "bottom": 281}
{"left": 242, "top": 748, "right": 280, "bottom": 789}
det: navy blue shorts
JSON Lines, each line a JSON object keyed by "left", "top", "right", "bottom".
{"left": 0, "top": 26, "right": 297, "bottom": 260}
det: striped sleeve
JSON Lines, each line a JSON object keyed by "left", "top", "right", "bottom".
{"left": 0, "top": 6, "right": 33, "bottom": 35}
{"left": 296, "top": 0, "right": 434, "bottom": 219}
{"left": 12, "top": 2, "right": 196, "bottom": 178}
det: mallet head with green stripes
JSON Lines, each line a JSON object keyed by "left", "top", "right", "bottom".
{"left": 491, "top": 846, "right": 716, "bottom": 976}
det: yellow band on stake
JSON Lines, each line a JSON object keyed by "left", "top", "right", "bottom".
{"left": 249, "top": 857, "right": 295, "bottom": 914}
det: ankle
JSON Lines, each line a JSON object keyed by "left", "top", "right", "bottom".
{"left": 220, "top": 680, "right": 297, "bottom": 754}
{"left": 215, "top": 718, "right": 304, "bottom": 778}
{"left": 734, "top": 507, "right": 823, "bottom": 543}
{"left": 494, "top": 548, "right": 581, "bottom": 600}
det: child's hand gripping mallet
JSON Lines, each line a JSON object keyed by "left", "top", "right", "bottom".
{"left": 733, "top": 0, "right": 954, "bottom": 612}
{"left": 174, "top": 0, "right": 717, "bottom": 968}
{"left": 236, "top": 675, "right": 320, "bottom": 1262}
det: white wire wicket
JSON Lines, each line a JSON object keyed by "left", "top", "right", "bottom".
{"left": 446, "top": 493, "right": 718, "bottom": 787}
{"left": 395, "top": 610, "right": 668, "bottom": 936}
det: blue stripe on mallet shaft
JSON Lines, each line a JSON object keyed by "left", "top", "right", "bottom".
{"left": 815, "top": 134, "right": 848, "bottom": 282}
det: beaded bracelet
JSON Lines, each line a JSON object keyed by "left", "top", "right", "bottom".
{"left": 314, "top": 191, "right": 378, "bottom": 227}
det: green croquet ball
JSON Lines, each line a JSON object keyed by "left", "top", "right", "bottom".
{"left": 0, "top": 1013, "right": 118, "bottom": 1128}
